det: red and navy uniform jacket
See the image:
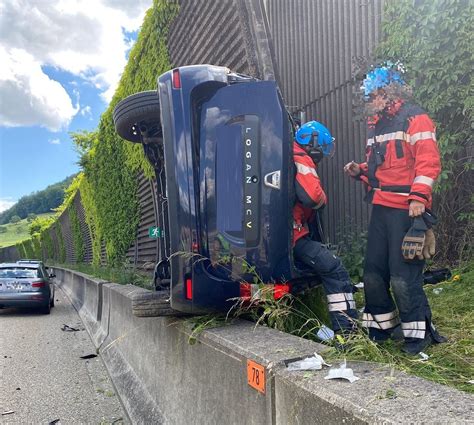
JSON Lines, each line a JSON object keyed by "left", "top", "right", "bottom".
{"left": 293, "top": 142, "right": 327, "bottom": 245}
{"left": 354, "top": 102, "right": 441, "bottom": 210}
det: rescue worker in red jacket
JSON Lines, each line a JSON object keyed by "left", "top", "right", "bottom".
{"left": 293, "top": 121, "right": 357, "bottom": 335}
{"left": 344, "top": 62, "right": 446, "bottom": 354}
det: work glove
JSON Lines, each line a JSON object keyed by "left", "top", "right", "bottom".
{"left": 422, "top": 228, "right": 436, "bottom": 259}
{"left": 401, "top": 216, "right": 428, "bottom": 260}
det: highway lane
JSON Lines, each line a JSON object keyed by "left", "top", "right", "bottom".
{"left": 0, "top": 286, "right": 127, "bottom": 424}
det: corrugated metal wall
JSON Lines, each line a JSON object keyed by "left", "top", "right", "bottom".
{"left": 126, "top": 172, "right": 160, "bottom": 269}
{"left": 168, "top": 0, "right": 275, "bottom": 78}
{"left": 264, "top": 0, "right": 384, "bottom": 241}
{"left": 168, "top": 0, "right": 384, "bottom": 243}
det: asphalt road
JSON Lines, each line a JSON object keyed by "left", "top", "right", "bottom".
{"left": 0, "top": 286, "right": 127, "bottom": 424}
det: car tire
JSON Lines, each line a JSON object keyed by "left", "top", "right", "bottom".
{"left": 131, "top": 290, "right": 180, "bottom": 317}
{"left": 41, "top": 302, "right": 51, "bottom": 315}
{"left": 113, "top": 90, "right": 161, "bottom": 143}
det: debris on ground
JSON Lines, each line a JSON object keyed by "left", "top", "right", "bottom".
{"left": 324, "top": 361, "right": 360, "bottom": 383}
{"left": 286, "top": 353, "right": 331, "bottom": 371}
{"left": 418, "top": 352, "right": 430, "bottom": 361}
{"left": 48, "top": 419, "right": 61, "bottom": 425}
{"left": 316, "top": 325, "right": 334, "bottom": 341}
{"left": 79, "top": 354, "right": 97, "bottom": 360}
{"left": 432, "top": 288, "right": 444, "bottom": 295}
{"left": 61, "top": 324, "right": 80, "bottom": 332}
{"left": 2, "top": 411, "right": 15, "bottom": 416}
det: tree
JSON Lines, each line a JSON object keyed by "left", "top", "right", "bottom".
{"left": 10, "top": 215, "right": 21, "bottom": 224}
{"left": 27, "top": 213, "right": 37, "bottom": 222}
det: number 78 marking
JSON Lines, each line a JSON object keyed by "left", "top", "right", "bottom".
{"left": 247, "top": 359, "right": 265, "bottom": 394}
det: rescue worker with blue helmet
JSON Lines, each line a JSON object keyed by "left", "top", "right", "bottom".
{"left": 293, "top": 121, "right": 357, "bottom": 336}
{"left": 344, "top": 62, "right": 446, "bottom": 354}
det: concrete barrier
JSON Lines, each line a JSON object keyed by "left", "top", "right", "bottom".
{"left": 55, "top": 267, "right": 474, "bottom": 424}
{"left": 54, "top": 267, "right": 105, "bottom": 341}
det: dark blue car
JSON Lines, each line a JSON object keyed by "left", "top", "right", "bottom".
{"left": 113, "top": 65, "right": 319, "bottom": 316}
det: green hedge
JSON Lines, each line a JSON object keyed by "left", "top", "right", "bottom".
{"left": 71, "top": 0, "right": 178, "bottom": 266}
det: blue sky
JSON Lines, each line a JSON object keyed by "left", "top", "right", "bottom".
{"left": 0, "top": 0, "right": 151, "bottom": 212}
{"left": 0, "top": 67, "right": 99, "bottom": 202}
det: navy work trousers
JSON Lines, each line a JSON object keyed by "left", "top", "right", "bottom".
{"left": 363, "top": 205, "right": 439, "bottom": 343}
{"left": 294, "top": 236, "right": 357, "bottom": 332}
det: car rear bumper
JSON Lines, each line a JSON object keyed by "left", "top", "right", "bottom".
{"left": 0, "top": 292, "right": 49, "bottom": 308}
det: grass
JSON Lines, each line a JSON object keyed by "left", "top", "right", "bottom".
{"left": 0, "top": 213, "right": 54, "bottom": 248}
{"left": 50, "top": 261, "right": 154, "bottom": 290}
{"left": 236, "top": 262, "right": 473, "bottom": 393}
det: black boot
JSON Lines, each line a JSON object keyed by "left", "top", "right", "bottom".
{"left": 402, "top": 333, "right": 433, "bottom": 355}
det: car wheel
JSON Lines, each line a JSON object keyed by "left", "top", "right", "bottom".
{"left": 131, "top": 291, "right": 181, "bottom": 317}
{"left": 113, "top": 90, "right": 161, "bottom": 143}
{"left": 41, "top": 302, "right": 51, "bottom": 315}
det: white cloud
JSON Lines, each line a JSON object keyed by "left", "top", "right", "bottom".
{"left": 0, "top": 198, "right": 16, "bottom": 213}
{"left": 80, "top": 105, "right": 92, "bottom": 118}
{"left": 49, "top": 139, "right": 61, "bottom": 145}
{"left": 0, "top": 47, "right": 80, "bottom": 131}
{"left": 0, "top": 0, "right": 152, "bottom": 129}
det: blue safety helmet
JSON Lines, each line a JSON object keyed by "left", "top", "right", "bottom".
{"left": 361, "top": 61, "right": 406, "bottom": 100}
{"left": 295, "top": 121, "right": 335, "bottom": 157}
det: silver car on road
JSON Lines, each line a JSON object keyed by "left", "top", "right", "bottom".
{"left": 0, "top": 261, "right": 55, "bottom": 314}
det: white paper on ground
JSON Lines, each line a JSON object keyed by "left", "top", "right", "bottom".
{"left": 419, "top": 352, "right": 430, "bottom": 361}
{"left": 286, "top": 353, "right": 331, "bottom": 371}
{"left": 324, "top": 361, "right": 360, "bottom": 383}
{"left": 316, "top": 325, "right": 334, "bottom": 341}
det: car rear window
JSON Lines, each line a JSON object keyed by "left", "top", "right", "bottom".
{"left": 216, "top": 124, "right": 243, "bottom": 237}
{"left": 0, "top": 268, "right": 39, "bottom": 278}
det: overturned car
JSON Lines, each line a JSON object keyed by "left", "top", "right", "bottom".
{"left": 113, "top": 65, "right": 321, "bottom": 316}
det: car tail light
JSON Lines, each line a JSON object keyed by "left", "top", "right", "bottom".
{"left": 239, "top": 282, "right": 291, "bottom": 301}
{"left": 273, "top": 283, "right": 291, "bottom": 300}
{"left": 240, "top": 282, "right": 252, "bottom": 300}
{"left": 185, "top": 277, "right": 193, "bottom": 300}
{"left": 32, "top": 280, "right": 46, "bottom": 288}
{"left": 172, "top": 69, "right": 181, "bottom": 89}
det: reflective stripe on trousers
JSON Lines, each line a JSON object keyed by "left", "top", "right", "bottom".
{"left": 362, "top": 310, "right": 400, "bottom": 330}
{"left": 327, "top": 292, "right": 356, "bottom": 312}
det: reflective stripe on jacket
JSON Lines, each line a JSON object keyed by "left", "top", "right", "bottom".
{"left": 355, "top": 102, "right": 441, "bottom": 210}
{"left": 293, "top": 142, "right": 327, "bottom": 245}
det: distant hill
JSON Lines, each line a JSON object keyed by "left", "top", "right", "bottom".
{"left": 0, "top": 213, "right": 54, "bottom": 248}
{"left": 0, "top": 174, "right": 76, "bottom": 225}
